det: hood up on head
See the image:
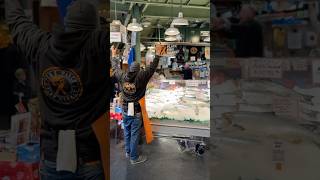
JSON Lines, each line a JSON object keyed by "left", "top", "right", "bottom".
{"left": 125, "top": 61, "right": 140, "bottom": 82}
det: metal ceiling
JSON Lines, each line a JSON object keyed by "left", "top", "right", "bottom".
{"left": 109, "top": 0, "right": 210, "bottom": 41}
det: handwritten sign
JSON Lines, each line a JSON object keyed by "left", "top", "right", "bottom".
{"left": 273, "top": 96, "right": 299, "bottom": 119}
{"left": 248, "top": 59, "right": 282, "bottom": 79}
{"left": 156, "top": 44, "right": 167, "bottom": 56}
{"left": 292, "top": 59, "right": 308, "bottom": 71}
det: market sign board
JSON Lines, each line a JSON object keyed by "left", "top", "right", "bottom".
{"left": 248, "top": 59, "right": 282, "bottom": 79}
{"left": 110, "top": 32, "right": 121, "bottom": 43}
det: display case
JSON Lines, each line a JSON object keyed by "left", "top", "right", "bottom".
{"left": 146, "top": 75, "right": 210, "bottom": 137}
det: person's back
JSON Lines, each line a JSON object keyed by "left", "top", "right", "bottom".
{"left": 6, "top": 0, "right": 110, "bottom": 179}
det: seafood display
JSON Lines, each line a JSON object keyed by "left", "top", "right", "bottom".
{"left": 145, "top": 80, "right": 210, "bottom": 124}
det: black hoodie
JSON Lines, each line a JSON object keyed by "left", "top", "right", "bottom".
{"left": 6, "top": 0, "right": 111, "bottom": 162}
{"left": 111, "top": 56, "right": 159, "bottom": 113}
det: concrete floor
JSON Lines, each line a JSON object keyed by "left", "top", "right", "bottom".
{"left": 110, "top": 137, "right": 210, "bottom": 180}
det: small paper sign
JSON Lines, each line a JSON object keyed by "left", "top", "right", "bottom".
{"left": 292, "top": 59, "right": 308, "bottom": 71}
{"left": 273, "top": 96, "right": 299, "bottom": 119}
{"left": 156, "top": 44, "right": 167, "bottom": 56}
{"left": 248, "top": 59, "right": 282, "bottom": 79}
{"left": 185, "top": 80, "right": 199, "bottom": 87}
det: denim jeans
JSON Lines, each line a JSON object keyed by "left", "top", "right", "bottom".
{"left": 123, "top": 113, "right": 142, "bottom": 160}
{"left": 40, "top": 160, "right": 105, "bottom": 180}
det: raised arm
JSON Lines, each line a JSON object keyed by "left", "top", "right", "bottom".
{"left": 111, "top": 46, "right": 124, "bottom": 81}
{"left": 139, "top": 55, "right": 160, "bottom": 81}
{"left": 5, "top": 0, "right": 50, "bottom": 62}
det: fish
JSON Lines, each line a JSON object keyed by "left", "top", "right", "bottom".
{"left": 240, "top": 80, "right": 296, "bottom": 96}
{"left": 213, "top": 94, "right": 239, "bottom": 106}
{"left": 240, "top": 91, "right": 274, "bottom": 105}
{"left": 294, "top": 86, "right": 320, "bottom": 97}
{"left": 238, "top": 104, "right": 273, "bottom": 112}
{"left": 212, "top": 80, "right": 238, "bottom": 94}
{"left": 220, "top": 112, "right": 320, "bottom": 144}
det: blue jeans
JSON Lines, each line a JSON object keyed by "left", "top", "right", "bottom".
{"left": 40, "top": 160, "right": 105, "bottom": 180}
{"left": 123, "top": 113, "right": 142, "bottom": 160}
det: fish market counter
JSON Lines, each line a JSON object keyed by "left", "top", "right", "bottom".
{"left": 151, "top": 119, "right": 210, "bottom": 137}
{"left": 146, "top": 79, "right": 210, "bottom": 137}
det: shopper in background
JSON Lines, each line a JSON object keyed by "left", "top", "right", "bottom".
{"left": 182, "top": 63, "right": 193, "bottom": 80}
{"left": 111, "top": 46, "right": 159, "bottom": 165}
{"left": 6, "top": 0, "right": 110, "bottom": 179}
{"left": 213, "top": 4, "right": 263, "bottom": 57}
{"left": 13, "top": 68, "right": 31, "bottom": 112}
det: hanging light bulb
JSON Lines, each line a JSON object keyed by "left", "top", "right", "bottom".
{"left": 111, "top": 0, "right": 123, "bottom": 26}
{"left": 165, "top": 0, "right": 180, "bottom": 36}
{"left": 127, "top": 18, "right": 143, "bottom": 32}
{"left": 165, "top": 24, "right": 180, "bottom": 36}
{"left": 172, "top": 0, "right": 189, "bottom": 26}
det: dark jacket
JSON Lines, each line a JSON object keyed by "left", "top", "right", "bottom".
{"left": 6, "top": 0, "right": 111, "bottom": 162}
{"left": 111, "top": 57, "right": 159, "bottom": 113}
{"left": 218, "top": 19, "right": 263, "bottom": 58}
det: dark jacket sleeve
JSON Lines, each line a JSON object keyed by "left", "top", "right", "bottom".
{"left": 137, "top": 56, "right": 160, "bottom": 84}
{"left": 5, "top": 0, "right": 50, "bottom": 62}
{"left": 111, "top": 57, "right": 124, "bottom": 82}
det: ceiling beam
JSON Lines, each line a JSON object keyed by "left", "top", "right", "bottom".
{"left": 124, "top": 13, "right": 132, "bottom": 26}
{"left": 142, "top": 4, "right": 149, "bottom": 12}
{"left": 128, "top": 2, "right": 134, "bottom": 11}
{"left": 110, "top": 0, "right": 210, "bottom": 10}
{"left": 143, "top": 15, "right": 209, "bottom": 21}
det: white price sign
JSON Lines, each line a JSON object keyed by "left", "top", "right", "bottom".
{"left": 110, "top": 32, "right": 122, "bottom": 43}
{"left": 249, "top": 59, "right": 282, "bottom": 79}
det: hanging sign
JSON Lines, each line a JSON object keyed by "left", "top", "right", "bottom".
{"left": 155, "top": 44, "right": 167, "bottom": 56}
{"left": 110, "top": 32, "right": 122, "bottom": 43}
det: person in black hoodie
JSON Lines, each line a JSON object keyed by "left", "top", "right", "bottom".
{"left": 6, "top": 0, "right": 110, "bottom": 179}
{"left": 111, "top": 46, "right": 159, "bottom": 165}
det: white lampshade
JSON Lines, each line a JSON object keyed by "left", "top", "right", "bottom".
{"left": 111, "top": 20, "right": 122, "bottom": 25}
{"left": 172, "top": 12, "right": 189, "bottom": 26}
{"left": 165, "top": 24, "right": 180, "bottom": 36}
{"left": 165, "top": 35, "right": 177, "bottom": 42}
{"left": 127, "top": 18, "right": 143, "bottom": 32}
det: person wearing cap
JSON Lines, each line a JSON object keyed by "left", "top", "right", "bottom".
{"left": 111, "top": 46, "right": 159, "bottom": 165}
{"left": 6, "top": 0, "right": 110, "bottom": 179}
{"left": 213, "top": 4, "right": 263, "bottom": 57}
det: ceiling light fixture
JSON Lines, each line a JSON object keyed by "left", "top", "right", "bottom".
{"left": 165, "top": 24, "right": 180, "bottom": 36}
{"left": 127, "top": 18, "right": 143, "bottom": 32}
{"left": 172, "top": 0, "right": 189, "bottom": 26}
{"left": 165, "top": 0, "right": 180, "bottom": 36}
{"left": 111, "top": 0, "right": 123, "bottom": 26}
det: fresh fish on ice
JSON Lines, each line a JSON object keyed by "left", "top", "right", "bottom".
{"left": 221, "top": 112, "right": 320, "bottom": 143}
{"left": 212, "top": 80, "right": 238, "bottom": 94}
{"left": 238, "top": 104, "right": 273, "bottom": 112}
{"left": 240, "top": 91, "right": 274, "bottom": 105}
{"left": 213, "top": 94, "right": 239, "bottom": 106}
{"left": 240, "top": 80, "right": 295, "bottom": 96}
{"left": 294, "top": 86, "right": 320, "bottom": 97}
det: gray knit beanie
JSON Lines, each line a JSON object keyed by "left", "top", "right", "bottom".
{"left": 64, "top": 0, "right": 98, "bottom": 31}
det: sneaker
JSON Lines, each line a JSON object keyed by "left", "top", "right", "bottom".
{"left": 125, "top": 153, "right": 130, "bottom": 158}
{"left": 130, "top": 155, "right": 147, "bottom": 165}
